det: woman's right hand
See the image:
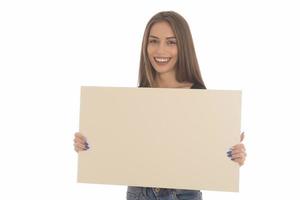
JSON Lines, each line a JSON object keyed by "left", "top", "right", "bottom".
{"left": 73, "top": 132, "right": 89, "bottom": 152}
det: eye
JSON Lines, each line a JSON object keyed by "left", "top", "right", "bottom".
{"left": 148, "top": 39, "right": 158, "bottom": 44}
{"left": 167, "top": 40, "right": 177, "bottom": 45}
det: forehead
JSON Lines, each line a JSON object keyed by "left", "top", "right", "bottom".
{"left": 149, "top": 21, "right": 175, "bottom": 37}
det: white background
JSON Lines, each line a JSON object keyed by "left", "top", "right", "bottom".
{"left": 0, "top": 0, "right": 299, "bottom": 199}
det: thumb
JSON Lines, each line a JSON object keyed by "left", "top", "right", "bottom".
{"left": 240, "top": 132, "right": 245, "bottom": 142}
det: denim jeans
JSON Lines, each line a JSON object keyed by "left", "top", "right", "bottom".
{"left": 127, "top": 186, "right": 202, "bottom": 200}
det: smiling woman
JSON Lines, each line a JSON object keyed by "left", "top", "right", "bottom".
{"left": 73, "top": 10, "right": 247, "bottom": 200}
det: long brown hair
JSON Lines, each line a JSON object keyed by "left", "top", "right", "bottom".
{"left": 138, "top": 11, "right": 206, "bottom": 89}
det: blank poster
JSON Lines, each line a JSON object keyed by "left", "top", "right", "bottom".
{"left": 78, "top": 86, "right": 241, "bottom": 192}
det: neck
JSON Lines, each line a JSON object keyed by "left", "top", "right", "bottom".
{"left": 155, "top": 71, "right": 178, "bottom": 88}
{"left": 155, "top": 72, "right": 192, "bottom": 88}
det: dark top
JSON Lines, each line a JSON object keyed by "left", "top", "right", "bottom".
{"left": 190, "top": 82, "right": 205, "bottom": 89}
{"left": 138, "top": 82, "right": 205, "bottom": 89}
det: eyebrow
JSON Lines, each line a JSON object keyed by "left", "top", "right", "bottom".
{"left": 149, "top": 35, "right": 176, "bottom": 40}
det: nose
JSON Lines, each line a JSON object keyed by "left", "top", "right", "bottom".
{"left": 156, "top": 42, "right": 166, "bottom": 54}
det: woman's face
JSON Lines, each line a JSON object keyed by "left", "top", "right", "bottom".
{"left": 147, "top": 21, "right": 178, "bottom": 75}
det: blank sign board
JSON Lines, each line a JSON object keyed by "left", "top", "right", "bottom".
{"left": 78, "top": 86, "right": 241, "bottom": 192}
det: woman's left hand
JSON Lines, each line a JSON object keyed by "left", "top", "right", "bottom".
{"left": 227, "top": 132, "right": 247, "bottom": 166}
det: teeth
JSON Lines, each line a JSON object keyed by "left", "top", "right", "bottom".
{"left": 154, "top": 57, "right": 170, "bottom": 63}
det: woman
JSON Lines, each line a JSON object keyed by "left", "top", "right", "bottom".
{"left": 74, "top": 11, "right": 247, "bottom": 200}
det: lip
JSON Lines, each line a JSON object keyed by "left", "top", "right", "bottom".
{"left": 154, "top": 57, "right": 171, "bottom": 64}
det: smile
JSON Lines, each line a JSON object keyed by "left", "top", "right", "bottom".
{"left": 154, "top": 57, "right": 171, "bottom": 63}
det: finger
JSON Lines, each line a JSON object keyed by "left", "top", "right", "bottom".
{"left": 232, "top": 143, "right": 245, "bottom": 151}
{"left": 74, "top": 145, "right": 87, "bottom": 152}
{"left": 74, "top": 133, "right": 88, "bottom": 145}
{"left": 231, "top": 152, "right": 245, "bottom": 159}
{"left": 231, "top": 150, "right": 245, "bottom": 158}
{"left": 74, "top": 141, "right": 87, "bottom": 149}
{"left": 74, "top": 137, "right": 87, "bottom": 145}
{"left": 230, "top": 152, "right": 245, "bottom": 161}
{"left": 240, "top": 132, "right": 245, "bottom": 142}
{"left": 75, "top": 132, "right": 87, "bottom": 141}
{"left": 231, "top": 146, "right": 246, "bottom": 155}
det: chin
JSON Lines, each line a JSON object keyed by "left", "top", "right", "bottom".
{"left": 153, "top": 65, "right": 175, "bottom": 74}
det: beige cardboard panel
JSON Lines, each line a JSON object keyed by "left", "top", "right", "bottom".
{"left": 78, "top": 86, "right": 241, "bottom": 192}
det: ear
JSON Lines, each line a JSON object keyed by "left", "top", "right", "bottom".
{"left": 240, "top": 132, "right": 245, "bottom": 142}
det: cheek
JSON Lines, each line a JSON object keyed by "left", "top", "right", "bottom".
{"left": 171, "top": 50, "right": 178, "bottom": 62}
{"left": 147, "top": 47, "right": 155, "bottom": 61}
{"left": 146, "top": 48, "right": 155, "bottom": 65}
{"left": 172, "top": 48, "right": 178, "bottom": 57}
{"left": 147, "top": 46, "right": 154, "bottom": 57}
